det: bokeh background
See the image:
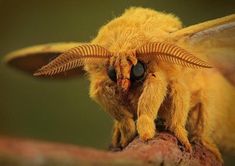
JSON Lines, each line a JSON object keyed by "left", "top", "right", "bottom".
{"left": 0, "top": 0, "right": 234, "bottom": 164}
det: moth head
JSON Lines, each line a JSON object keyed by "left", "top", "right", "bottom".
{"left": 107, "top": 51, "right": 146, "bottom": 92}
{"left": 34, "top": 42, "right": 211, "bottom": 91}
{"left": 105, "top": 42, "right": 211, "bottom": 92}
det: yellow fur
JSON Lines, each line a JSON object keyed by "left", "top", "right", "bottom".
{"left": 137, "top": 69, "right": 167, "bottom": 141}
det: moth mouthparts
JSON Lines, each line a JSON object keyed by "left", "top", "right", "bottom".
{"left": 118, "top": 78, "right": 131, "bottom": 92}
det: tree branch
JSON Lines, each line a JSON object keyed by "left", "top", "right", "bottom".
{"left": 0, "top": 132, "right": 222, "bottom": 166}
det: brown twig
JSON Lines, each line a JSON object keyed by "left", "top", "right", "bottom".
{"left": 0, "top": 132, "right": 222, "bottom": 166}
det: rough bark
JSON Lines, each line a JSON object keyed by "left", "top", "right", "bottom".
{"left": 0, "top": 132, "right": 222, "bottom": 166}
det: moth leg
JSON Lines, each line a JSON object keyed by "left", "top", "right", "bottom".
{"left": 201, "top": 138, "right": 222, "bottom": 163}
{"left": 119, "top": 117, "right": 136, "bottom": 148}
{"left": 91, "top": 81, "right": 136, "bottom": 148}
{"left": 110, "top": 116, "right": 136, "bottom": 149}
{"left": 111, "top": 120, "right": 121, "bottom": 149}
{"left": 111, "top": 118, "right": 136, "bottom": 149}
{"left": 137, "top": 72, "right": 167, "bottom": 141}
{"left": 191, "top": 91, "right": 222, "bottom": 162}
{"left": 166, "top": 80, "right": 192, "bottom": 152}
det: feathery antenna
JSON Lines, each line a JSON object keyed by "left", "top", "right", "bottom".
{"left": 34, "top": 44, "right": 111, "bottom": 76}
{"left": 136, "top": 42, "right": 212, "bottom": 68}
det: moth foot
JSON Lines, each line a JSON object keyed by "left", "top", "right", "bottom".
{"left": 173, "top": 126, "right": 192, "bottom": 152}
{"left": 120, "top": 132, "right": 136, "bottom": 148}
{"left": 201, "top": 138, "right": 223, "bottom": 163}
{"left": 108, "top": 144, "right": 122, "bottom": 152}
{"left": 137, "top": 115, "right": 156, "bottom": 141}
{"left": 119, "top": 118, "right": 136, "bottom": 148}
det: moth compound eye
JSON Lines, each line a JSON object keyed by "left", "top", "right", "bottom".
{"left": 131, "top": 61, "right": 146, "bottom": 81}
{"left": 107, "top": 66, "right": 117, "bottom": 82}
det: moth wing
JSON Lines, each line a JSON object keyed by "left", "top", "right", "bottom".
{"left": 3, "top": 42, "right": 86, "bottom": 78}
{"left": 172, "top": 14, "right": 235, "bottom": 85}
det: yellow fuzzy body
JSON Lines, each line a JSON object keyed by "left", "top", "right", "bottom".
{"left": 83, "top": 7, "right": 235, "bottom": 161}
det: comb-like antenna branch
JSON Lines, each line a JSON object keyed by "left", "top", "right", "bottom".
{"left": 34, "top": 44, "right": 111, "bottom": 76}
{"left": 136, "top": 42, "right": 212, "bottom": 68}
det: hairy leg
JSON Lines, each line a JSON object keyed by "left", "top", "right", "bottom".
{"left": 119, "top": 117, "right": 136, "bottom": 147}
{"left": 137, "top": 71, "right": 167, "bottom": 141}
{"left": 165, "top": 80, "right": 192, "bottom": 152}
{"left": 111, "top": 120, "right": 121, "bottom": 148}
{"left": 191, "top": 91, "right": 222, "bottom": 162}
{"left": 91, "top": 80, "right": 136, "bottom": 148}
{"left": 111, "top": 117, "right": 136, "bottom": 148}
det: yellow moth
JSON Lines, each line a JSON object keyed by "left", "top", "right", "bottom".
{"left": 4, "top": 7, "right": 235, "bottom": 162}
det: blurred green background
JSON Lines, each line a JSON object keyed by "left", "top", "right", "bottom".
{"left": 0, "top": 0, "right": 234, "bottom": 164}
